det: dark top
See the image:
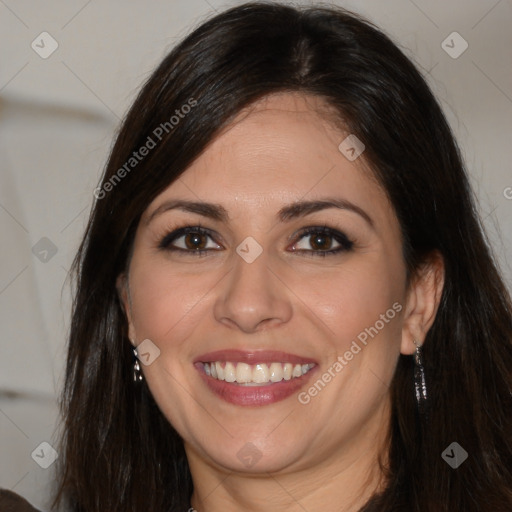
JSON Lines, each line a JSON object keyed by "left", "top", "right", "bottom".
{"left": 0, "top": 490, "right": 41, "bottom": 512}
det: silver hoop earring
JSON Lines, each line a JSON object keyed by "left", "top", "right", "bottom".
{"left": 133, "top": 347, "right": 143, "bottom": 382}
{"left": 413, "top": 340, "right": 428, "bottom": 415}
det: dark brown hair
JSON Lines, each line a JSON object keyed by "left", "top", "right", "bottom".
{"left": 54, "top": 2, "right": 512, "bottom": 511}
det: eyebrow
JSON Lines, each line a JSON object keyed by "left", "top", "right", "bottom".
{"left": 145, "top": 198, "right": 374, "bottom": 228}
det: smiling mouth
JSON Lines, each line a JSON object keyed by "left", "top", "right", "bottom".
{"left": 201, "top": 361, "right": 315, "bottom": 385}
{"left": 194, "top": 349, "right": 318, "bottom": 405}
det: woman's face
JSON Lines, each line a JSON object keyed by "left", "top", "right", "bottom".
{"left": 120, "top": 92, "right": 414, "bottom": 475}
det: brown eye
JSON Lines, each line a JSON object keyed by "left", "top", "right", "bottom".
{"left": 183, "top": 231, "right": 208, "bottom": 250}
{"left": 291, "top": 226, "right": 354, "bottom": 256}
{"left": 159, "top": 226, "right": 222, "bottom": 254}
{"left": 309, "top": 232, "right": 333, "bottom": 251}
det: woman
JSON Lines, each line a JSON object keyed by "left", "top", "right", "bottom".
{"left": 3, "top": 2, "right": 511, "bottom": 511}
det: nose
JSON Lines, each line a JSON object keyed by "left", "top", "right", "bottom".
{"left": 213, "top": 248, "right": 293, "bottom": 333}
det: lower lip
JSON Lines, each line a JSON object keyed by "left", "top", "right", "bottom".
{"left": 195, "top": 363, "right": 317, "bottom": 406}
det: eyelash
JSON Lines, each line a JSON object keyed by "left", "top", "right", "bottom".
{"left": 157, "top": 224, "right": 354, "bottom": 258}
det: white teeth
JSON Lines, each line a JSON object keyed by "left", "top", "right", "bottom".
{"left": 269, "top": 362, "right": 283, "bottom": 382}
{"left": 203, "top": 361, "right": 314, "bottom": 384}
{"left": 215, "top": 361, "right": 224, "bottom": 380}
{"left": 292, "top": 364, "right": 303, "bottom": 378}
{"left": 224, "top": 362, "right": 236, "bottom": 382}
{"left": 235, "top": 362, "right": 252, "bottom": 383}
{"left": 253, "top": 363, "right": 270, "bottom": 383}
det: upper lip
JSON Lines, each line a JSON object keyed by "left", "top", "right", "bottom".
{"left": 194, "top": 349, "right": 317, "bottom": 365}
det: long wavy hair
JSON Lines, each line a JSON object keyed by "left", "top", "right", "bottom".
{"left": 54, "top": 2, "right": 512, "bottom": 511}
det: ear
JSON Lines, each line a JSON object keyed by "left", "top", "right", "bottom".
{"left": 400, "top": 250, "right": 445, "bottom": 355}
{"left": 116, "top": 273, "right": 137, "bottom": 346}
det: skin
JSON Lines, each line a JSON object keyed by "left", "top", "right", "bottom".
{"left": 118, "top": 92, "right": 444, "bottom": 512}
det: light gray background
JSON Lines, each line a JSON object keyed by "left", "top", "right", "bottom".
{"left": 1, "top": 0, "right": 511, "bottom": 509}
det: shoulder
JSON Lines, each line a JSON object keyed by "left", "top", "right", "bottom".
{"left": 0, "top": 489, "right": 42, "bottom": 512}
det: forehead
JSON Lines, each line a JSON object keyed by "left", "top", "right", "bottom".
{"left": 143, "top": 92, "right": 393, "bottom": 228}
{"left": 195, "top": 92, "right": 350, "bottom": 180}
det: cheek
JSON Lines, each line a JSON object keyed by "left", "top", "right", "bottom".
{"left": 128, "top": 257, "right": 216, "bottom": 342}
{"left": 297, "top": 263, "right": 404, "bottom": 423}
{"left": 126, "top": 258, "right": 213, "bottom": 432}
{"left": 292, "top": 253, "right": 405, "bottom": 348}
